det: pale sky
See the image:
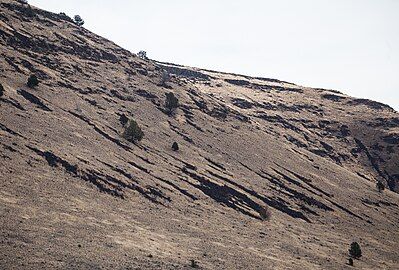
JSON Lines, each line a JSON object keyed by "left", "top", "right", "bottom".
{"left": 30, "top": 0, "right": 399, "bottom": 111}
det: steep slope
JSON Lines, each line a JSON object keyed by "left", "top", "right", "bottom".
{"left": 1, "top": 1, "right": 398, "bottom": 269}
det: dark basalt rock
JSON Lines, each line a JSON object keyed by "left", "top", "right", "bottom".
{"left": 340, "top": 125, "right": 351, "bottom": 137}
{"left": 231, "top": 98, "right": 254, "bottom": 109}
{"left": 158, "top": 64, "right": 210, "bottom": 81}
{"left": 348, "top": 98, "right": 394, "bottom": 111}
{"left": 321, "top": 94, "right": 346, "bottom": 102}
{"left": 17, "top": 89, "right": 52, "bottom": 111}
{"left": 383, "top": 134, "right": 399, "bottom": 144}
{"left": 225, "top": 79, "right": 250, "bottom": 86}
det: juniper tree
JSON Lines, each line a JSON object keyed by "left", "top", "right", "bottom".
{"left": 74, "top": 15, "right": 84, "bottom": 26}
{"left": 122, "top": 119, "right": 144, "bottom": 143}
{"left": 27, "top": 74, "right": 39, "bottom": 88}
{"left": 376, "top": 181, "right": 385, "bottom": 193}
{"left": 119, "top": 114, "right": 129, "bottom": 126}
{"left": 138, "top": 51, "right": 147, "bottom": 60}
{"left": 159, "top": 70, "right": 170, "bottom": 87}
{"left": 349, "top": 242, "right": 362, "bottom": 259}
{"left": 259, "top": 205, "right": 272, "bottom": 221}
{"left": 25, "top": 4, "right": 34, "bottom": 16}
{"left": 165, "top": 92, "right": 179, "bottom": 115}
{"left": 190, "top": 259, "right": 199, "bottom": 268}
{"left": 172, "top": 142, "right": 179, "bottom": 151}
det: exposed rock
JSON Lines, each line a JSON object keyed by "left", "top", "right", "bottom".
{"left": 348, "top": 98, "right": 394, "bottom": 111}
{"left": 321, "top": 93, "right": 346, "bottom": 102}
{"left": 231, "top": 98, "right": 254, "bottom": 109}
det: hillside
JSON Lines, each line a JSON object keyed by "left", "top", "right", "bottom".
{"left": 1, "top": 1, "right": 399, "bottom": 269}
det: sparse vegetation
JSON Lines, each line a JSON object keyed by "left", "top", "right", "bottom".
{"left": 165, "top": 92, "right": 179, "bottom": 115}
{"left": 59, "top": 12, "right": 72, "bottom": 21}
{"left": 376, "top": 181, "right": 385, "bottom": 193}
{"left": 172, "top": 142, "right": 179, "bottom": 151}
{"left": 119, "top": 114, "right": 129, "bottom": 126}
{"left": 138, "top": 50, "right": 147, "bottom": 60}
{"left": 0, "top": 83, "right": 4, "bottom": 97}
{"left": 23, "top": 3, "right": 34, "bottom": 17}
{"left": 259, "top": 205, "right": 272, "bottom": 221}
{"left": 190, "top": 259, "right": 199, "bottom": 268}
{"left": 348, "top": 258, "right": 354, "bottom": 266}
{"left": 349, "top": 242, "right": 362, "bottom": 259}
{"left": 159, "top": 70, "right": 170, "bottom": 87}
{"left": 122, "top": 119, "right": 144, "bottom": 143}
{"left": 27, "top": 74, "right": 39, "bottom": 88}
{"left": 73, "top": 15, "right": 84, "bottom": 26}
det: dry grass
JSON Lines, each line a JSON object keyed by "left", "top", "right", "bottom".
{"left": 0, "top": 1, "right": 398, "bottom": 269}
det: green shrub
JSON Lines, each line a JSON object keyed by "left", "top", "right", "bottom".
{"left": 349, "top": 242, "right": 362, "bottom": 259}
{"left": 165, "top": 92, "right": 179, "bottom": 114}
{"left": 25, "top": 5, "right": 34, "bottom": 16}
{"left": 172, "top": 142, "right": 179, "bottom": 151}
{"left": 138, "top": 50, "right": 147, "bottom": 60}
{"left": 376, "top": 181, "right": 385, "bottom": 193}
{"left": 27, "top": 74, "right": 39, "bottom": 88}
{"left": 348, "top": 258, "right": 353, "bottom": 266}
{"left": 122, "top": 119, "right": 144, "bottom": 143}
{"left": 74, "top": 15, "right": 84, "bottom": 26}
{"left": 190, "top": 259, "right": 199, "bottom": 268}
{"left": 259, "top": 205, "right": 271, "bottom": 221}
{"left": 160, "top": 70, "right": 170, "bottom": 87}
{"left": 59, "top": 12, "right": 73, "bottom": 22}
{"left": 119, "top": 114, "right": 129, "bottom": 126}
